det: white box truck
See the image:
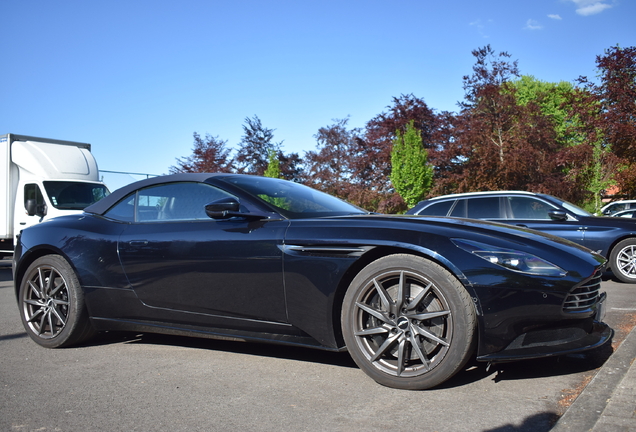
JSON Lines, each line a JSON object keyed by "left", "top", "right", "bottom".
{"left": 1, "top": 133, "right": 110, "bottom": 256}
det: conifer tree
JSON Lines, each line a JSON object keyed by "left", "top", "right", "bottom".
{"left": 391, "top": 121, "right": 434, "bottom": 208}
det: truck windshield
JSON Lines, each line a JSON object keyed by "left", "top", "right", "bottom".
{"left": 43, "top": 181, "right": 110, "bottom": 210}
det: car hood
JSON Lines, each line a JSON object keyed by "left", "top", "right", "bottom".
{"left": 331, "top": 213, "right": 605, "bottom": 259}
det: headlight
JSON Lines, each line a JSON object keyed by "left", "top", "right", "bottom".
{"left": 452, "top": 239, "right": 567, "bottom": 277}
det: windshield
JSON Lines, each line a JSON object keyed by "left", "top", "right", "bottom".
{"left": 221, "top": 176, "right": 368, "bottom": 219}
{"left": 43, "top": 181, "right": 110, "bottom": 210}
{"left": 551, "top": 197, "right": 593, "bottom": 217}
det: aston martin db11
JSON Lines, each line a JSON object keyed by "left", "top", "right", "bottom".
{"left": 13, "top": 174, "right": 612, "bottom": 389}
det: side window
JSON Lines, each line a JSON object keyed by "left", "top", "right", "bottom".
{"left": 105, "top": 182, "right": 235, "bottom": 222}
{"left": 508, "top": 197, "right": 554, "bottom": 220}
{"left": 609, "top": 203, "right": 627, "bottom": 214}
{"left": 24, "top": 184, "right": 45, "bottom": 209}
{"left": 417, "top": 200, "right": 454, "bottom": 216}
{"left": 450, "top": 199, "right": 466, "bottom": 217}
{"left": 465, "top": 197, "right": 501, "bottom": 219}
{"left": 105, "top": 195, "right": 135, "bottom": 222}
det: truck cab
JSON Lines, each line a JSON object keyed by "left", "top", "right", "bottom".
{"left": 1, "top": 134, "right": 110, "bottom": 255}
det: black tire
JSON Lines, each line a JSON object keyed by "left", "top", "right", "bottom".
{"left": 19, "top": 255, "right": 95, "bottom": 348}
{"left": 341, "top": 254, "right": 476, "bottom": 390}
{"left": 609, "top": 238, "right": 636, "bottom": 283}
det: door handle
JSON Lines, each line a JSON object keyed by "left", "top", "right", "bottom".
{"left": 128, "top": 240, "right": 149, "bottom": 246}
{"left": 515, "top": 224, "right": 528, "bottom": 228}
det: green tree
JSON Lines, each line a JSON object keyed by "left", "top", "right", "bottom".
{"left": 559, "top": 86, "right": 620, "bottom": 211}
{"left": 261, "top": 149, "right": 289, "bottom": 209}
{"left": 510, "top": 75, "right": 577, "bottom": 146}
{"left": 391, "top": 121, "right": 434, "bottom": 208}
{"left": 263, "top": 149, "right": 282, "bottom": 179}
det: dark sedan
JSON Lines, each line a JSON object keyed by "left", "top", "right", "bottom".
{"left": 13, "top": 174, "right": 611, "bottom": 390}
{"left": 407, "top": 191, "right": 636, "bottom": 283}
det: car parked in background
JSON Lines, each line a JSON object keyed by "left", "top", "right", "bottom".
{"left": 407, "top": 191, "right": 636, "bottom": 283}
{"left": 612, "top": 209, "right": 636, "bottom": 219}
{"left": 13, "top": 174, "right": 611, "bottom": 390}
{"left": 601, "top": 200, "right": 636, "bottom": 216}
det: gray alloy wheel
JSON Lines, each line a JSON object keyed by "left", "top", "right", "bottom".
{"left": 342, "top": 254, "right": 476, "bottom": 390}
{"left": 19, "top": 255, "right": 95, "bottom": 348}
{"left": 610, "top": 238, "right": 636, "bottom": 283}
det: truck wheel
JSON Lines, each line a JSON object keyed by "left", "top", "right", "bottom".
{"left": 610, "top": 238, "right": 636, "bottom": 283}
{"left": 341, "top": 254, "right": 476, "bottom": 390}
{"left": 19, "top": 255, "right": 95, "bottom": 348}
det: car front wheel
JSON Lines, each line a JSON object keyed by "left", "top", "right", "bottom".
{"left": 19, "top": 255, "right": 95, "bottom": 348}
{"left": 610, "top": 238, "right": 636, "bottom": 283}
{"left": 341, "top": 254, "right": 476, "bottom": 390}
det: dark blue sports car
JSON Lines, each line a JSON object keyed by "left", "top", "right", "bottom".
{"left": 13, "top": 174, "right": 612, "bottom": 390}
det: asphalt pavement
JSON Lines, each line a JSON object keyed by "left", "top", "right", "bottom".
{"left": 1, "top": 257, "right": 635, "bottom": 431}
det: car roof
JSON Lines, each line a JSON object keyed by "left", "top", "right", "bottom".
{"left": 424, "top": 190, "right": 540, "bottom": 202}
{"left": 85, "top": 173, "right": 238, "bottom": 215}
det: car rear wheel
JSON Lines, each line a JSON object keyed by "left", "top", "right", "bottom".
{"left": 341, "top": 254, "right": 476, "bottom": 390}
{"left": 19, "top": 255, "right": 95, "bottom": 348}
{"left": 610, "top": 238, "right": 636, "bottom": 283}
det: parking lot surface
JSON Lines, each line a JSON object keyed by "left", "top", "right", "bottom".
{"left": 1, "top": 258, "right": 634, "bottom": 432}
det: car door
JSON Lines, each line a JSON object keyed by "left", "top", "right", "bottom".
{"left": 503, "top": 196, "right": 586, "bottom": 245}
{"left": 112, "top": 181, "right": 289, "bottom": 325}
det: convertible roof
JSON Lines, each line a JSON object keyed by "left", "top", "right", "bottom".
{"left": 85, "top": 173, "right": 227, "bottom": 215}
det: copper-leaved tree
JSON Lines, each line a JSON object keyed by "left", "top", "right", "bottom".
{"left": 170, "top": 132, "right": 233, "bottom": 174}
{"left": 358, "top": 94, "right": 437, "bottom": 212}
{"left": 431, "top": 45, "right": 571, "bottom": 200}
{"left": 566, "top": 45, "right": 636, "bottom": 204}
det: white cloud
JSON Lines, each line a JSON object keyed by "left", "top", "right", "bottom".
{"left": 569, "top": 0, "right": 613, "bottom": 16}
{"left": 548, "top": 14, "right": 562, "bottom": 20}
{"left": 525, "top": 19, "right": 543, "bottom": 30}
{"left": 470, "top": 19, "right": 493, "bottom": 38}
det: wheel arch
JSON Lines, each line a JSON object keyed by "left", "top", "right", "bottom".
{"left": 14, "top": 246, "right": 73, "bottom": 300}
{"left": 607, "top": 235, "right": 636, "bottom": 260}
{"left": 330, "top": 244, "right": 480, "bottom": 348}
{"left": 607, "top": 236, "right": 636, "bottom": 283}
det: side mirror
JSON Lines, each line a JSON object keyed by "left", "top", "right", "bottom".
{"left": 205, "top": 197, "right": 271, "bottom": 221}
{"left": 548, "top": 210, "right": 567, "bottom": 221}
{"left": 205, "top": 198, "right": 241, "bottom": 219}
{"left": 25, "top": 199, "right": 47, "bottom": 217}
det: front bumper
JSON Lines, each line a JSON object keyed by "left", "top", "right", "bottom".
{"left": 476, "top": 319, "right": 613, "bottom": 362}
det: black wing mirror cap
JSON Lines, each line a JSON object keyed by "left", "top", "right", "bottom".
{"left": 548, "top": 210, "right": 568, "bottom": 221}
{"left": 205, "top": 198, "right": 268, "bottom": 220}
{"left": 25, "top": 199, "right": 47, "bottom": 217}
{"left": 205, "top": 197, "right": 241, "bottom": 219}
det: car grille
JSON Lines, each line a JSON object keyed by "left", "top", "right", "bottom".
{"left": 562, "top": 271, "right": 603, "bottom": 313}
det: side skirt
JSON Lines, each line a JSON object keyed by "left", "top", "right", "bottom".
{"left": 90, "top": 317, "right": 348, "bottom": 352}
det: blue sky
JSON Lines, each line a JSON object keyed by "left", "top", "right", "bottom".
{"left": 1, "top": 0, "right": 634, "bottom": 190}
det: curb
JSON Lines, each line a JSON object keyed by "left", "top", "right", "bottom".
{"left": 551, "top": 325, "right": 636, "bottom": 431}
